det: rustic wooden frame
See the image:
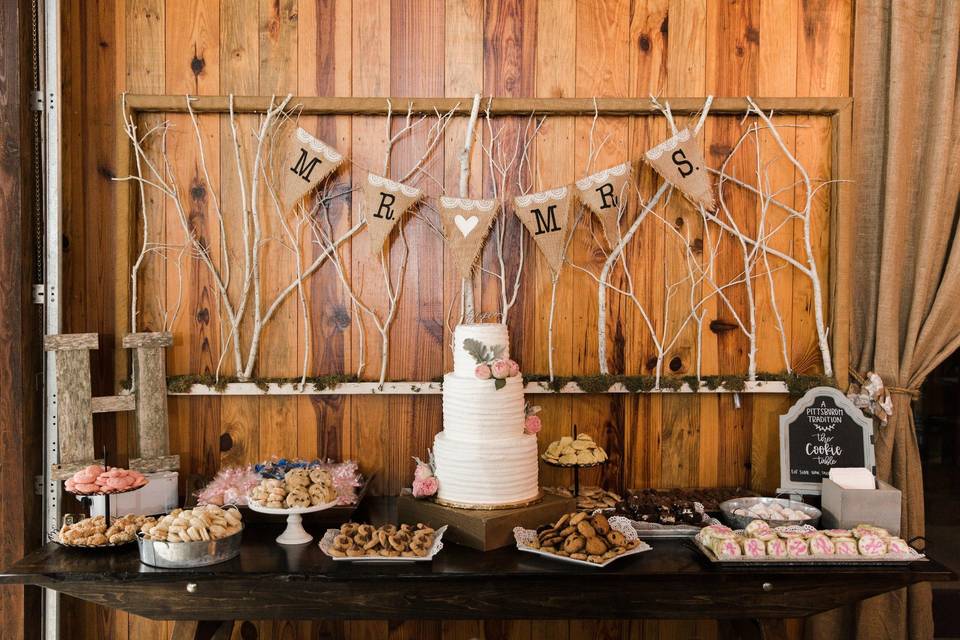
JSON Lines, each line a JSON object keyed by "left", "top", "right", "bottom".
{"left": 115, "top": 96, "right": 852, "bottom": 396}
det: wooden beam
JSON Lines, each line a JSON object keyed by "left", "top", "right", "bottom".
{"left": 123, "top": 95, "right": 851, "bottom": 117}
{"left": 43, "top": 333, "right": 98, "bottom": 351}
{"left": 122, "top": 332, "right": 174, "bottom": 348}
{"left": 91, "top": 395, "right": 137, "bottom": 413}
{"left": 830, "top": 105, "right": 854, "bottom": 390}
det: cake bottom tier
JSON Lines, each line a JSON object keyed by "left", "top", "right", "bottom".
{"left": 432, "top": 432, "right": 540, "bottom": 508}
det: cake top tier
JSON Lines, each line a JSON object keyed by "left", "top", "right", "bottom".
{"left": 452, "top": 323, "right": 511, "bottom": 377}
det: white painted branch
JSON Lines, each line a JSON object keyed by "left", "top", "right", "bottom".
{"left": 460, "top": 94, "right": 481, "bottom": 322}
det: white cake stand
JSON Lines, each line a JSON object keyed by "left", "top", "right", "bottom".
{"left": 246, "top": 498, "right": 340, "bottom": 545}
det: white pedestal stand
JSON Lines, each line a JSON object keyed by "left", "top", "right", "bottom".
{"left": 246, "top": 499, "right": 340, "bottom": 545}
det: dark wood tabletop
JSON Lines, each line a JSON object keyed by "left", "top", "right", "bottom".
{"left": 1, "top": 498, "right": 954, "bottom": 625}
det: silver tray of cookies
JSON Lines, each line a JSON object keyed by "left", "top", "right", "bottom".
{"left": 319, "top": 524, "right": 447, "bottom": 562}
{"left": 138, "top": 528, "right": 243, "bottom": 568}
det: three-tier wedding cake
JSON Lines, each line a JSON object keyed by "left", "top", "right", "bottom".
{"left": 432, "top": 323, "right": 540, "bottom": 508}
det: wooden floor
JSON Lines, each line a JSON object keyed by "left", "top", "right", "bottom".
{"left": 51, "top": 1, "right": 854, "bottom": 638}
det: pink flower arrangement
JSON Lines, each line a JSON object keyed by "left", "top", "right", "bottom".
{"left": 414, "top": 462, "right": 433, "bottom": 482}
{"left": 524, "top": 415, "right": 542, "bottom": 435}
{"left": 411, "top": 453, "right": 439, "bottom": 499}
{"left": 412, "top": 475, "right": 439, "bottom": 498}
{"left": 506, "top": 359, "right": 521, "bottom": 377}
{"left": 475, "top": 363, "right": 492, "bottom": 380}
{"left": 490, "top": 359, "right": 512, "bottom": 379}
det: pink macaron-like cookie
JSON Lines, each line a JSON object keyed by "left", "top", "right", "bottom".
{"left": 74, "top": 482, "right": 100, "bottom": 493}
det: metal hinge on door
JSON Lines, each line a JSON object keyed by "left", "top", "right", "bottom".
{"left": 32, "top": 284, "right": 45, "bottom": 304}
{"left": 29, "top": 90, "right": 43, "bottom": 111}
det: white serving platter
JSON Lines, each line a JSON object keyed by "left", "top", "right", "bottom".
{"left": 513, "top": 516, "right": 652, "bottom": 568}
{"left": 319, "top": 525, "right": 447, "bottom": 562}
{"left": 692, "top": 538, "right": 926, "bottom": 566}
{"left": 247, "top": 498, "right": 339, "bottom": 545}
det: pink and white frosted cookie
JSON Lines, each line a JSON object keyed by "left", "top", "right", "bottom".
{"left": 833, "top": 537, "right": 858, "bottom": 555}
{"left": 698, "top": 524, "right": 734, "bottom": 546}
{"left": 809, "top": 534, "right": 835, "bottom": 556}
{"left": 766, "top": 538, "right": 787, "bottom": 557}
{"left": 745, "top": 519, "right": 773, "bottom": 537}
{"left": 743, "top": 537, "right": 766, "bottom": 558}
{"left": 786, "top": 537, "right": 809, "bottom": 557}
{"left": 711, "top": 538, "right": 742, "bottom": 558}
{"left": 822, "top": 529, "right": 851, "bottom": 538}
{"left": 753, "top": 530, "right": 777, "bottom": 542}
{"left": 886, "top": 538, "right": 912, "bottom": 555}
{"left": 857, "top": 534, "right": 887, "bottom": 556}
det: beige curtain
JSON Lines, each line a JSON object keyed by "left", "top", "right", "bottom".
{"left": 808, "top": 1, "right": 960, "bottom": 639}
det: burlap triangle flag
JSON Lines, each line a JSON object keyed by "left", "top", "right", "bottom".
{"left": 514, "top": 187, "right": 574, "bottom": 275}
{"left": 361, "top": 173, "right": 422, "bottom": 254}
{"left": 644, "top": 128, "right": 715, "bottom": 210}
{"left": 576, "top": 162, "right": 633, "bottom": 248}
{"left": 439, "top": 196, "right": 499, "bottom": 278}
{"left": 281, "top": 127, "right": 344, "bottom": 210}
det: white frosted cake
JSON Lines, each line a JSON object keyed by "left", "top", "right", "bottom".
{"left": 432, "top": 323, "right": 540, "bottom": 508}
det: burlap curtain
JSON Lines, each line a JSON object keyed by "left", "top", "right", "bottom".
{"left": 807, "top": 1, "right": 960, "bottom": 639}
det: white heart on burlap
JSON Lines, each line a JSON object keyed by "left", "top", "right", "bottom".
{"left": 455, "top": 214, "right": 480, "bottom": 237}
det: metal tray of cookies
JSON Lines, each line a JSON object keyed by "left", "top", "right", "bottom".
{"left": 691, "top": 538, "right": 926, "bottom": 566}
{"left": 137, "top": 527, "right": 243, "bottom": 568}
{"left": 319, "top": 525, "right": 447, "bottom": 562}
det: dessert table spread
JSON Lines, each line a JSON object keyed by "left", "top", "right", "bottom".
{"left": 1, "top": 499, "right": 953, "bottom": 640}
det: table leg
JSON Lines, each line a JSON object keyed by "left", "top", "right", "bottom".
{"left": 171, "top": 620, "right": 235, "bottom": 640}
{"left": 719, "top": 618, "right": 788, "bottom": 640}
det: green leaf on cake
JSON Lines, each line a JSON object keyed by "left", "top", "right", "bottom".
{"left": 462, "top": 338, "right": 488, "bottom": 364}
{"left": 494, "top": 378, "right": 506, "bottom": 390}
{"left": 491, "top": 344, "right": 505, "bottom": 359}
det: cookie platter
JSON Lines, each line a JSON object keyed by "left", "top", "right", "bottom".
{"left": 692, "top": 521, "right": 927, "bottom": 566}
{"left": 319, "top": 523, "right": 447, "bottom": 562}
{"left": 514, "top": 512, "right": 652, "bottom": 568}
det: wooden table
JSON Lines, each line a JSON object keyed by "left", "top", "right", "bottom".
{"left": 2, "top": 499, "right": 953, "bottom": 640}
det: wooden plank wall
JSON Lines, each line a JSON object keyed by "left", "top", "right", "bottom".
{"left": 58, "top": 1, "right": 851, "bottom": 638}
{"left": 0, "top": 1, "right": 43, "bottom": 639}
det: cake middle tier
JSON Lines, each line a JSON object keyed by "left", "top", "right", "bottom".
{"left": 442, "top": 373, "right": 526, "bottom": 441}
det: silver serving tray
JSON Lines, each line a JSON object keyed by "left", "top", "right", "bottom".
{"left": 628, "top": 516, "right": 722, "bottom": 539}
{"left": 138, "top": 527, "right": 243, "bottom": 568}
{"left": 692, "top": 538, "right": 925, "bottom": 566}
{"left": 719, "top": 497, "right": 821, "bottom": 529}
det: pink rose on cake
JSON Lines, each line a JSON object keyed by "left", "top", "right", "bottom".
{"left": 506, "top": 359, "right": 520, "bottom": 377}
{"left": 490, "top": 359, "right": 512, "bottom": 379}
{"left": 524, "top": 415, "right": 542, "bottom": 435}
{"left": 474, "top": 363, "right": 492, "bottom": 380}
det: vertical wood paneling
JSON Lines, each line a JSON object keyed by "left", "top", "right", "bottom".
{"left": 58, "top": 2, "right": 854, "bottom": 638}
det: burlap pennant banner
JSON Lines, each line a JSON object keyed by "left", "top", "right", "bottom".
{"left": 281, "top": 127, "right": 344, "bottom": 210}
{"left": 439, "top": 196, "right": 499, "bottom": 278}
{"left": 514, "top": 187, "right": 574, "bottom": 275}
{"left": 362, "top": 173, "right": 422, "bottom": 255}
{"left": 576, "top": 161, "right": 633, "bottom": 248}
{"left": 644, "top": 128, "right": 715, "bottom": 211}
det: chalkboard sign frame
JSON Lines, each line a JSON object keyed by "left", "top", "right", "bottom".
{"left": 778, "top": 386, "right": 875, "bottom": 494}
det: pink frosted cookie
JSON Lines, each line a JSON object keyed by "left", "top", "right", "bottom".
{"left": 822, "top": 529, "right": 851, "bottom": 538}
{"left": 857, "top": 534, "right": 887, "bottom": 556}
{"left": 809, "top": 534, "right": 835, "bottom": 556}
{"left": 886, "top": 538, "right": 912, "bottom": 555}
{"left": 833, "top": 538, "right": 858, "bottom": 555}
{"left": 711, "top": 538, "right": 742, "bottom": 558}
{"left": 766, "top": 538, "right": 787, "bottom": 557}
{"left": 745, "top": 519, "right": 772, "bottom": 537}
{"left": 743, "top": 537, "right": 766, "bottom": 558}
{"left": 786, "top": 537, "right": 809, "bottom": 557}
{"left": 698, "top": 524, "right": 733, "bottom": 547}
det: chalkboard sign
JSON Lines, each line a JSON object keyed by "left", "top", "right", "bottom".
{"left": 778, "top": 387, "right": 875, "bottom": 494}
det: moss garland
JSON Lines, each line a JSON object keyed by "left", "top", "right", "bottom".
{"left": 166, "top": 372, "right": 834, "bottom": 395}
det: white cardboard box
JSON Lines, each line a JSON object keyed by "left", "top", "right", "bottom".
{"left": 821, "top": 477, "right": 901, "bottom": 536}
{"left": 87, "top": 471, "right": 179, "bottom": 518}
